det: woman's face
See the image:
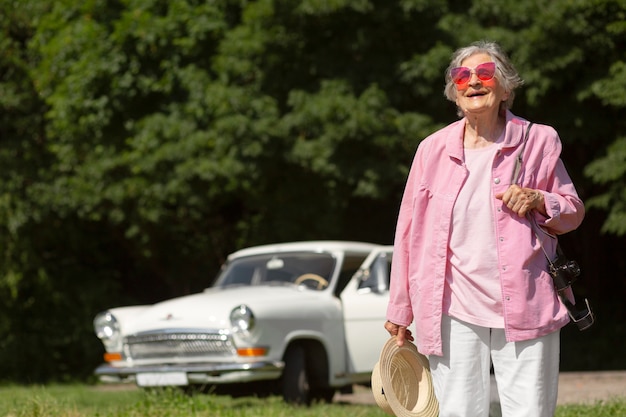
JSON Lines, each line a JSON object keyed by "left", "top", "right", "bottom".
{"left": 454, "top": 53, "right": 509, "bottom": 118}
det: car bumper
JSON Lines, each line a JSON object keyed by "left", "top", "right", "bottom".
{"left": 95, "top": 360, "right": 285, "bottom": 386}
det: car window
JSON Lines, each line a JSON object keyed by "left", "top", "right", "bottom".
{"left": 357, "top": 252, "right": 392, "bottom": 293}
{"left": 334, "top": 253, "right": 369, "bottom": 296}
{"left": 215, "top": 252, "right": 336, "bottom": 290}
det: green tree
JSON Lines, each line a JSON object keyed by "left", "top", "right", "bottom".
{"left": 1, "top": 0, "right": 625, "bottom": 382}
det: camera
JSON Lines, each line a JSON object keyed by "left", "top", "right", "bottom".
{"left": 549, "top": 255, "right": 580, "bottom": 291}
{"left": 548, "top": 253, "right": 594, "bottom": 331}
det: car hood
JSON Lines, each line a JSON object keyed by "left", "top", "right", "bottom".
{"left": 120, "top": 285, "right": 323, "bottom": 335}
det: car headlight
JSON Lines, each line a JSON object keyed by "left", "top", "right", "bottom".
{"left": 94, "top": 311, "right": 121, "bottom": 350}
{"left": 230, "top": 304, "right": 255, "bottom": 333}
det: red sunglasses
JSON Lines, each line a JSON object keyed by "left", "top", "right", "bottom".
{"left": 450, "top": 62, "right": 496, "bottom": 85}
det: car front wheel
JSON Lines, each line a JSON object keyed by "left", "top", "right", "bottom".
{"left": 281, "top": 345, "right": 311, "bottom": 405}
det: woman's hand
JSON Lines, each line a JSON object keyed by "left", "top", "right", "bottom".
{"left": 496, "top": 184, "right": 547, "bottom": 217}
{"left": 384, "top": 320, "right": 414, "bottom": 346}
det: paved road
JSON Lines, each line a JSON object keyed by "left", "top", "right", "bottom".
{"left": 336, "top": 370, "right": 626, "bottom": 407}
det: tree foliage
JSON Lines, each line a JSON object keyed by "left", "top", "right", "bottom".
{"left": 1, "top": 0, "right": 625, "bottom": 382}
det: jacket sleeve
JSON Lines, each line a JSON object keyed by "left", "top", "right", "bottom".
{"left": 386, "top": 145, "right": 423, "bottom": 327}
{"left": 532, "top": 128, "right": 585, "bottom": 235}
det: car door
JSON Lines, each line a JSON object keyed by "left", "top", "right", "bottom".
{"left": 341, "top": 246, "right": 394, "bottom": 376}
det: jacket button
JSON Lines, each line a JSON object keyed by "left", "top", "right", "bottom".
{"left": 494, "top": 178, "right": 501, "bottom": 184}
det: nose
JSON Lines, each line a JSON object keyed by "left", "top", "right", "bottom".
{"left": 467, "top": 71, "right": 482, "bottom": 86}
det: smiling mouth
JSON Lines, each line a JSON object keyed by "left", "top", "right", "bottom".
{"left": 467, "top": 91, "right": 487, "bottom": 98}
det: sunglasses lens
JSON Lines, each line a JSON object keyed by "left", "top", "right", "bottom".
{"left": 451, "top": 67, "right": 470, "bottom": 84}
{"left": 451, "top": 62, "right": 496, "bottom": 85}
{"left": 476, "top": 62, "right": 496, "bottom": 81}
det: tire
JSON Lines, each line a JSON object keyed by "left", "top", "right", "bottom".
{"left": 281, "top": 345, "right": 311, "bottom": 405}
{"left": 312, "top": 387, "right": 335, "bottom": 403}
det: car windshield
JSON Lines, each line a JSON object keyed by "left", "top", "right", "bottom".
{"left": 214, "top": 252, "right": 336, "bottom": 290}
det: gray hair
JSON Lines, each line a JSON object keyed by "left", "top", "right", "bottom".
{"left": 444, "top": 41, "right": 524, "bottom": 117}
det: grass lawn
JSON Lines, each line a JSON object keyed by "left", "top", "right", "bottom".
{"left": 0, "top": 384, "right": 624, "bottom": 417}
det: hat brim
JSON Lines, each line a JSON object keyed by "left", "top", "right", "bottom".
{"left": 372, "top": 361, "right": 395, "bottom": 415}
{"left": 371, "top": 336, "right": 439, "bottom": 417}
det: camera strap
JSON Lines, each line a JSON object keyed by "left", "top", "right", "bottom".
{"left": 511, "top": 122, "right": 594, "bottom": 331}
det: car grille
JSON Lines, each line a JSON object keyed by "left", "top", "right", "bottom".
{"left": 125, "top": 332, "right": 236, "bottom": 360}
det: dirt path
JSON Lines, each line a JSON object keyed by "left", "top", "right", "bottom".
{"left": 556, "top": 371, "right": 626, "bottom": 404}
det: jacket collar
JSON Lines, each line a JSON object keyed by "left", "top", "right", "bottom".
{"left": 445, "top": 110, "right": 529, "bottom": 162}
{"left": 501, "top": 110, "right": 528, "bottom": 148}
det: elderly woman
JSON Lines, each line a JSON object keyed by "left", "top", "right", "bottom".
{"left": 384, "top": 41, "right": 585, "bottom": 417}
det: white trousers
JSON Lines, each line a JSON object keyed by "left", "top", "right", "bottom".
{"left": 429, "top": 315, "right": 560, "bottom": 417}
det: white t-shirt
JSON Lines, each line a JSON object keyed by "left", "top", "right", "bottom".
{"left": 443, "top": 143, "right": 504, "bottom": 328}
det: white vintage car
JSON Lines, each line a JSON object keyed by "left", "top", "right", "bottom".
{"left": 93, "top": 241, "right": 393, "bottom": 404}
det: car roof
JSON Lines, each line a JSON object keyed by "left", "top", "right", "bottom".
{"left": 227, "top": 241, "right": 385, "bottom": 261}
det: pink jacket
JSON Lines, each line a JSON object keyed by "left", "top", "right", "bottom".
{"left": 387, "top": 111, "right": 585, "bottom": 356}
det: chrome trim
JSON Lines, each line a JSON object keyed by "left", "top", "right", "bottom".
{"left": 94, "top": 360, "right": 284, "bottom": 376}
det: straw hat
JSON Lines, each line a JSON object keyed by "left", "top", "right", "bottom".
{"left": 371, "top": 336, "right": 439, "bottom": 417}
